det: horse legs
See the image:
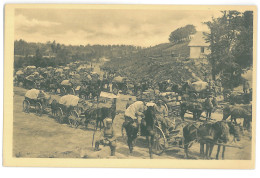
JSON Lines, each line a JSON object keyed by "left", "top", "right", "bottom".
{"left": 205, "top": 143, "right": 210, "bottom": 159}
{"left": 208, "top": 111, "right": 212, "bottom": 120}
{"left": 146, "top": 136, "right": 153, "bottom": 159}
{"left": 197, "top": 111, "right": 202, "bottom": 121}
{"left": 127, "top": 138, "right": 134, "bottom": 154}
{"left": 216, "top": 145, "right": 220, "bottom": 160}
{"left": 184, "top": 141, "right": 190, "bottom": 158}
{"left": 200, "top": 143, "right": 205, "bottom": 157}
{"left": 222, "top": 146, "right": 226, "bottom": 160}
{"left": 209, "top": 143, "right": 214, "bottom": 158}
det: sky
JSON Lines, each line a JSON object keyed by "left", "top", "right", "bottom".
{"left": 15, "top": 9, "right": 222, "bottom": 47}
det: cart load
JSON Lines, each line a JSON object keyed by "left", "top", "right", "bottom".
{"left": 100, "top": 91, "right": 119, "bottom": 99}
{"left": 23, "top": 89, "right": 50, "bottom": 116}
{"left": 26, "top": 66, "right": 36, "bottom": 70}
{"left": 55, "top": 68, "right": 63, "bottom": 73}
{"left": 61, "top": 80, "right": 72, "bottom": 86}
{"left": 16, "top": 70, "right": 24, "bottom": 75}
{"left": 25, "top": 89, "right": 50, "bottom": 100}
{"left": 25, "top": 74, "right": 35, "bottom": 81}
{"left": 59, "top": 95, "right": 80, "bottom": 107}
{"left": 190, "top": 81, "right": 208, "bottom": 92}
{"left": 113, "top": 76, "right": 127, "bottom": 83}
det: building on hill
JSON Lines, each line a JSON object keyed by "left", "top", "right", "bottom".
{"left": 188, "top": 31, "right": 210, "bottom": 59}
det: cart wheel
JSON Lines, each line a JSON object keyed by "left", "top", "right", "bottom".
{"left": 35, "top": 102, "right": 43, "bottom": 116}
{"left": 23, "top": 100, "right": 30, "bottom": 113}
{"left": 69, "top": 110, "right": 80, "bottom": 128}
{"left": 152, "top": 126, "right": 167, "bottom": 155}
{"left": 56, "top": 107, "right": 63, "bottom": 123}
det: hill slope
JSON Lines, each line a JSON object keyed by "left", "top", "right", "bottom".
{"left": 103, "top": 41, "right": 211, "bottom": 84}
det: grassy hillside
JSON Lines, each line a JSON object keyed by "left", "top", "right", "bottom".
{"left": 103, "top": 41, "right": 211, "bottom": 84}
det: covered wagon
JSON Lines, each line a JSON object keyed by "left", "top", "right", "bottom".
{"left": 23, "top": 89, "right": 51, "bottom": 116}
{"left": 60, "top": 80, "right": 75, "bottom": 95}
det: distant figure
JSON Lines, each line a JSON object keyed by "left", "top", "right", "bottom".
{"left": 94, "top": 118, "right": 117, "bottom": 156}
{"left": 243, "top": 80, "right": 250, "bottom": 94}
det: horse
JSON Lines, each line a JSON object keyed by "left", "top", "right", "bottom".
{"left": 183, "top": 121, "right": 241, "bottom": 159}
{"left": 84, "top": 104, "right": 116, "bottom": 130}
{"left": 78, "top": 85, "right": 91, "bottom": 99}
{"left": 223, "top": 104, "right": 252, "bottom": 131}
{"left": 123, "top": 106, "right": 156, "bottom": 158}
{"left": 180, "top": 97, "right": 218, "bottom": 121}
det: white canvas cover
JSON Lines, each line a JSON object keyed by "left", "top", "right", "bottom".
{"left": 190, "top": 81, "right": 208, "bottom": 92}
{"left": 25, "top": 89, "right": 40, "bottom": 99}
{"left": 55, "top": 68, "right": 63, "bottom": 73}
{"left": 100, "top": 91, "right": 119, "bottom": 99}
{"left": 33, "top": 72, "right": 39, "bottom": 75}
{"left": 113, "top": 76, "right": 125, "bottom": 83}
{"left": 26, "top": 66, "right": 36, "bottom": 69}
{"left": 59, "top": 95, "right": 80, "bottom": 107}
{"left": 25, "top": 89, "right": 49, "bottom": 100}
{"left": 25, "top": 75, "right": 35, "bottom": 81}
{"left": 61, "top": 80, "right": 71, "bottom": 86}
{"left": 16, "top": 70, "right": 24, "bottom": 75}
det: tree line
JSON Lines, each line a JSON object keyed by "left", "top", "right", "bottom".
{"left": 14, "top": 39, "right": 143, "bottom": 69}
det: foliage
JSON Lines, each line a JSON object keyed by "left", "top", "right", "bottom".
{"left": 14, "top": 40, "right": 142, "bottom": 69}
{"left": 169, "top": 24, "right": 197, "bottom": 44}
{"left": 204, "top": 11, "right": 253, "bottom": 89}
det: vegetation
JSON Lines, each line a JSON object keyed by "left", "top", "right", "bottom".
{"left": 168, "top": 24, "right": 196, "bottom": 44}
{"left": 204, "top": 11, "right": 253, "bottom": 88}
{"left": 14, "top": 39, "right": 142, "bottom": 69}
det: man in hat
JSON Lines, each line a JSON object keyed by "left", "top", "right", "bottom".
{"left": 123, "top": 100, "right": 147, "bottom": 136}
{"left": 94, "top": 118, "right": 117, "bottom": 156}
{"left": 154, "top": 99, "right": 174, "bottom": 136}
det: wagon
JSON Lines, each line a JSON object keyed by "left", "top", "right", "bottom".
{"left": 23, "top": 89, "right": 50, "bottom": 116}
{"left": 112, "top": 76, "right": 129, "bottom": 94}
{"left": 55, "top": 95, "right": 83, "bottom": 127}
{"left": 160, "top": 92, "right": 182, "bottom": 117}
{"left": 60, "top": 80, "right": 76, "bottom": 95}
{"left": 121, "top": 102, "right": 184, "bottom": 156}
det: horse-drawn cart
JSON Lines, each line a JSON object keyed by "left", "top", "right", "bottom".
{"left": 55, "top": 95, "right": 83, "bottom": 127}
{"left": 112, "top": 76, "right": 129, "bottom": 94}
{"left": 122, "top": 102, "right": 185, "bottom": 157}
{"left": 23, "top": 89, "right": 50, "bottom": 116}
{"left": 60, "top": 80, "right": 76, "bottom": 95}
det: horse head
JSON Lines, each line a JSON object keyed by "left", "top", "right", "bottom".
{"left": 228, "top": 122, "right": 242, "bottom": 142}
{"left": 213, "top": 121, "right": 230, "bottom": 143}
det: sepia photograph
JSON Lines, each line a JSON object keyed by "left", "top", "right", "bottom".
{"left": 3, "top": 4, "right": 256, "bottom": 168}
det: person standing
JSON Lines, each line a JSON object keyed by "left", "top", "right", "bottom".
{"left": 94, "top": 118, "right": 117, "bottom": 156}
{"left": 123, "top": 101, "right": 147, "bottom": 136}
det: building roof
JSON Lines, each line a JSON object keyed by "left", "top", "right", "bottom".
{"left": 188, "top": 31, "right": 209, "bottom": 47}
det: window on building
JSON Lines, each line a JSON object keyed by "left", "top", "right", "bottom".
{"left": 201, "top": 47, "right": 205, "bottom": 53}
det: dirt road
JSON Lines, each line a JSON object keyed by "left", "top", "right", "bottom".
{"left": 13, "top": 87, "right": 252, "bottom": 159}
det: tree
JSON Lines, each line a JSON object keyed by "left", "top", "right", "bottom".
{"left": 204, "top": 11, "right": 253, "bottom": 88}
{"left": 169, "top": 24, "right": 196, "bottom": 43}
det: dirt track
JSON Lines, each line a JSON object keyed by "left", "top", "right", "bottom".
{"left": 13, "top": 86, "right": 252, "bottom": 159}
